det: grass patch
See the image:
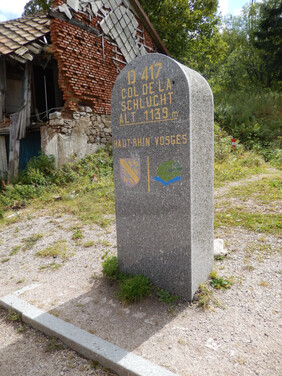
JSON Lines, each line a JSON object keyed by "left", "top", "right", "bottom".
{"left": 7, "top": 310, "right": 21, "bottom": 322}
{"left": 214, "top": 151, "right": 266, "bottom": 187}
{"left": 118, "top": 275, "right": 152, "bottom": 304}
{"left": 102, "top": 254, "right": 179, "bottom": 305}
{"left": 196, "top": 284, "right": 214, "bottom": 310}
{"left": 215, "top": 208, "right": 281, "bottom": 235}
{"left": 226, "top": 176, "right": 282, "bottom": 204}
{"left": 22, "top": 233, "right": 43, "bottom": 250}
{"left": 72, "top": 229, "right": 84, "bottom": 240}
{"left": 36, "top": 240, "right": 69, "bottom": 259}
{"left": 1, "top": 257, "right": 10, "bottom": 263}
{"left": 39, "top": 262, "right": 62, "bottom": 271}
{"left": 83, "top": 240, "right": 95, "bottom": 248}
{"left": 9, "top": 245, "right": 21, "bottom": 256}
{"left": 44, "top": 338, "right": 68, "bottom": 353}
{"left": 156, "top": 289, "right": 179, "bottom": 307}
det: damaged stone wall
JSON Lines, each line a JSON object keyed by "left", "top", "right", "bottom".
{"left": 43, "top": 0, "right": 158, "bottom": 166}
{"left": 42, "top": 107, "right": 111, "bottom": 166}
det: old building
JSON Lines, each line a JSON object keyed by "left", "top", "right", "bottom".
{"left": 0, "top": 0, "right": 168, "bottom": 179}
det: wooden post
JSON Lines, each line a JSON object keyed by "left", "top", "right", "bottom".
{"left": 0, "top": 136, "right": 7, "bottom": 178}
{"left": 0, "top": 58, "right": 6, "bottom": 122}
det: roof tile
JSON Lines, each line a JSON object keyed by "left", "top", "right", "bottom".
{"left": 0, "top": 12, "right": 50, "bottom": 61}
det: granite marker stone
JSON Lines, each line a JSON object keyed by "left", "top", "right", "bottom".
{"left": 111, "top": 53, "right": 214, "bottom": 300}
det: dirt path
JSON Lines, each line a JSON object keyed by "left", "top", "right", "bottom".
{"left": 0, "top": 170, "right": 281, "bottom": 376}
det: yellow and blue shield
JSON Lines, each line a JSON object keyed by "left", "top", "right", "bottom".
{"left": 120, "top": 157, "right": 141, "bottom": 187}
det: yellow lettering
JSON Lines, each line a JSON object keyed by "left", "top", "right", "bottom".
{"left": 128, "top": 70, "right": 136, "bottom": 85}
{"left": 160, "top": 136, "right": 165, "bottom": 146}
{"left": 131, "top": 112, "right": 136, "bottom": 122}
{"left": 132, "top": 138, "right": 137, "bottom": 147}
{"left": 168, "top": 92, "right": 173, "bottom": 104}
{"left": 146, "top": 96, "right": 152, "bottom": 108}
{"left": 154, "top": 136, "right": 159, "bottom": 145}
{"left": 127, "top": 139, "right": 131, "bottom": 147}
{"left": 120, "top": 114, "right": 124, "bottom": 125}
{"left": 149, "top": 82, "right": 154, "bottom": 94}
{"left": 122, "top": 139, "right": 127, "bottom": 148}
{"left": 124, "top": 113, "right": 129, "bottom": 124}
{"left": 137, "top": 138, "right": 143, "bottom": 147}
{"left": 121, "top": 88, "right": 126, "bottom": 99}
{"left": 133, "top": 86, "right": 138, "bottom": 97}
{"left": 165, "top": 135, "right": 170, "bottom": 145}
{"left": 166, "top": 78, "right": 172, "bottom": 91}
{"left": 121, "top": 101, "right": 126, "bottom": 112}
{"left": 114, "top": 140, "right": 118, "bottom": 148}
{"left": 160, "top": 94, "right": 166, "bottom": 106}
{"left": 158, "top": 80, "right": 164, "bottom": 92}
{"left": 133, "top": 98, "right": 139, "bottom": 110}
{"left": 142, "top": 84, "right": 148, "bottom": 95}
{"left": 171, "top": 135, "right": 175, "bottom": 145}
{"left": 127, "top": 100, "right": 132, "bottom": 111}
{"left": 176, "top": 134, "right": 181, "bottom": 144}
{"left": 128, "top": 87, "right": 133, "bottom": 98}
{"left": 118, "top": 140, "right": 121, "bottom": 148}
{"left": 182, "top": 134, "right": 187, "bottom": 144}
{"left": 140, "top": 98, "right": 145, "bottom": 109}
{"left": 146, "top": 137, "right": 150, "bottom": 146}
{"left": 153, "top": 95, "right": 159, "bottom": 107}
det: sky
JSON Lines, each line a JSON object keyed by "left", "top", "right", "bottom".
{"left": 0, "top": 0, "right": 258, "bottom": 22}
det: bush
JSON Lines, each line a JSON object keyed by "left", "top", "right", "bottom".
{"left": 215, "top": 90, "right": 282, "bottom": 150}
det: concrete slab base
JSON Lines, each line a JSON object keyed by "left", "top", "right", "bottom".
{"left": 0, "top": 294, "right": 177, "bottom": 376}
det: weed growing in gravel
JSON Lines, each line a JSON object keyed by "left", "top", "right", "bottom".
{"left": 83, "top": 240, "right": 95, "bottom": 248}
{"left": 9, "top": 245, "right": 21, "bottom": 256}
{"left": 7, "top": 310, "right": 21, "bottom": 321}
{"left": 45, "top": 338, "right": 68, "bottom": 352}
{"left": 39, "top": 262, "right": 62, "bottom": 271}
{"left": 102, "top": 254, "right": 179, "bottom": 306}
{"left": 209, "top": 271, "right": 233, "bottom": 289}
{"left": 22, "top": 233, "right": 43, "bottom": 250}
{"left": 36, "top": 240, "right": 69, "bottom": 259}
{"left": 72, "top": 229, "right": 84, "bottom": 240}
{"left": 196, "top": 284, "right": 214, "bottom": 310}
{"left": 1, "top": 257, "right": 10, "bottom": 263}
{"left": 156, "top": 289, "right": 179, "bottom": 307}
{"left": 102, "top": 254, "right": 119, "bottom": 280}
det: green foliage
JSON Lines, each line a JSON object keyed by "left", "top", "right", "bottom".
{"left": 157, "top": 289, "right": 179, "bottom": 306}
{"left": 210, "top": 276, "right": 233, "bottom": 289}
{"left": 102, "top": 256, "right": 119, "bottom": 280}
{"left": 118, "top": 275, "right": 152, "bottom": 304}
{"left": 196, "top": 284, "right": 214, "bottom": 310}
{"left": 7, "top": 310, "right": 21, "bottom": 322}
{"left": 139, "top": 0, "right": 226, "bottom": 71}
{"left": 0, "top": 148, "right": 113, "bottom": 216}
{"left": 44, "top": 338, "right": 67, "bottom": 353}
{"left": 215, "top": 208, "right": 281, "bottom": 235}
{"left": 72, "top": 229, "right": 84, "bottom": 240}
{"left": 214, "top": 90, "right": 282, "bottom": 150}
{"left": 22, "top": 0, "right": 51, "bottom": 16}
{"left": 254, "top": 0, "right": 282, "bottom": 87}
{"left": 36, "top": 240, "right": 69, "bottom": 259}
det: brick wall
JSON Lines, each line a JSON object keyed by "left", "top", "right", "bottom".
{"left": 50, "top": 1, "right": 157, "bottom": 114}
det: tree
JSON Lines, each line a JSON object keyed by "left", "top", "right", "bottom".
{"left": 138, "top": 0, "right": 226, "bottom": 72}
{"left": 254, "top": 0, "right": 282, "bottom": 87}
{"left": 22, "top": 0, "right": 51, "bottom": 16}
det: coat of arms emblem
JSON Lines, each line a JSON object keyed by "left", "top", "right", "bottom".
{"left": 120, "top": 157, "right": 141, "bottom": 187}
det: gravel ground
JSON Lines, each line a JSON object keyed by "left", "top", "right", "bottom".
{"left": 0, "top": 171, "right": 281, "bottom": 376}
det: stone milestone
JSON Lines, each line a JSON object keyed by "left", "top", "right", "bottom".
{"left": 111, "top": 53, "right": 214, "bottom": 300}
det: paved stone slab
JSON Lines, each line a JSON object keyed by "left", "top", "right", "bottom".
{"left": 0, "top": 294, "right": 177, "bottom": 376}
{"left": 111, "top": 53, "right": 214, "bottom": 300}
